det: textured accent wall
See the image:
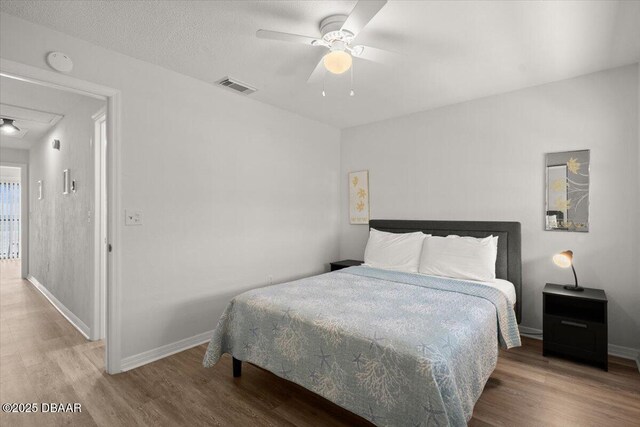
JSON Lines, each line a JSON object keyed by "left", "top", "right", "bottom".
{"left": 29, "top": 97, "right": 105, "bottom": 332}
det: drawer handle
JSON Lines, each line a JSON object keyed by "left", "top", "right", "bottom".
{"left": 561, "top": 320, "right": 587, "bottom": 328}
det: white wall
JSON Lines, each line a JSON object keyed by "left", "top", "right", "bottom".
{"left": 0, "top": 165, "right": 21, "bottom": 180}
{"left": 0, "top": 147, "right": 28, "bottom": 164}
{"left": 340, "top": 64, "right": 640, "bottom": 350}
{"left": 0, "top": 13, "right": 341, "bottom": 362}
{"left": 0, "top": 147, "right": 29, "bottom": 277}
{"left": 29, "top": 96, "right": 105, "bottom": 334}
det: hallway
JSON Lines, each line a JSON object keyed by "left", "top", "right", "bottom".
{"left": 0, "top": 260, "right": 100, "bottom": 425}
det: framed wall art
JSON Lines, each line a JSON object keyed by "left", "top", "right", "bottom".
{"left": 349, "top": 170, "right": 369, "bottom": 225}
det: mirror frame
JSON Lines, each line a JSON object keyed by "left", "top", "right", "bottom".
{"left": 544, "top": 149, "right": 590, "bottom": 232}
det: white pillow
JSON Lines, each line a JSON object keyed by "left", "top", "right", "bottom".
{"left": 418, "top": 235, "right": 498, "bottom": 281}
{"left": 363, "top": 229, "right": 427, "bottom": 273}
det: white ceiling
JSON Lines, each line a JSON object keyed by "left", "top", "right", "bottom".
{"left": 0, "top": 75, "right": 91, "bottom": 149}
{"left": 1, "top": 0, "right": 639, "bottom": 128}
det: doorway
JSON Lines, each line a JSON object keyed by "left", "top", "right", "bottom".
{"left": 0, "top": 58, "right": 121, "bottom": 373}
{"left": 0, "top": 166, "right": 21, "bottom": 269}
{"left": 1, "top": 73, "right": 106, "bottom": 336}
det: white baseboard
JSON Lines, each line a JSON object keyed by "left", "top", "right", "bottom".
{"left": 518, "top": 325, "right": 543, "bottom": 338}
{"left": 518, "top": 325, "right": 640, "bottom": 372}
{"left": 120, "top": 330, "right": 213, "bottom": 372}
{"left": 608, "top": 344, "right": 640, "bottom": 366}
{"left": 27, "top": 275, "right": 91, "bottom": 340}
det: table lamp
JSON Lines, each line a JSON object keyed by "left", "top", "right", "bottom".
{"left": 553, "top": 250, "right": 584, "bottom": 292}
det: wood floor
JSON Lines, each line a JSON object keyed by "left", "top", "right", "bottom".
{"left": 1, "top": 260, "right": 639, "bottom": 426}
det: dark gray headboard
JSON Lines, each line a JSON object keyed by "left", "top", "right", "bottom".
{"left": 369, "top": 219, "right": 522, "bottom": 323}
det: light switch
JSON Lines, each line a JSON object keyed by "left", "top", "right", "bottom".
{"left": 125, "top": 209, "right": 143, "bottom": 226}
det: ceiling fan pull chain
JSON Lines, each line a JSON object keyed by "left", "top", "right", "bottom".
{"left": 322, "top": 74, "right": 326, "bottom": 97}
{"left": 350, "top": 64, "right": 355, "bottom": 97}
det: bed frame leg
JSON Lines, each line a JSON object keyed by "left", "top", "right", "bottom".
{"left": 232, "top": 357, "right": 242, "bottom": 378}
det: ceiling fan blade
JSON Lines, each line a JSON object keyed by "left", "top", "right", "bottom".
{"left": 352, "top": 45, "right": 401, "bottom": 65}
{"left": 256, "top": 29, "right": 320, "bottom": 46}
{"left": 341, "top": 0, "right": 387, "bottom": 37}
{"left": 307, "top": 56, "right": 326, "bottom": 83}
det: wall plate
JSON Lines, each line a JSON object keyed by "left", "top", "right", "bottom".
{"left": 125, "top": 210, "right": 143, "bottom": 226}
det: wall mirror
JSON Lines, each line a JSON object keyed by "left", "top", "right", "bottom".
{"left": 545, "top": 150, "right": 589, "bottom": 232}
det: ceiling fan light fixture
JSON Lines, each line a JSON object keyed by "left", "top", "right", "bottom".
{"left": 0, "top": 118, "right": 20, "bottom": 135}
{"left": 323, "top": 50, "right": 352, "bottom": 74}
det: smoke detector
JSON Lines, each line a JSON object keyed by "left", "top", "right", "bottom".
{"left": 46, "top": 52, "right": 73, "bottom": 73}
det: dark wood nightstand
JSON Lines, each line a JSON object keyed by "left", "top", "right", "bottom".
{"left": 543, "top": 283, "right": 608, "bottom": 370}
{"left": 330, "top": 260, "right": 363, "bottom": 272}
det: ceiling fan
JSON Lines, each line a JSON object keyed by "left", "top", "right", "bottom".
{"left": 256, "top": 0, "right": 394, "bottom": 83}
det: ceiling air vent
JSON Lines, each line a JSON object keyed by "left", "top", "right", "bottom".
{"left": 215, "top": 77, "right": 257, "bottom": 95}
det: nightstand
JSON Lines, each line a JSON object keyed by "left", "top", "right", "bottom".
{"left": 330, "top": 259, "right": 363, "bottom": 272}
{"left": 543, "top": 283, "right": 608, "bottom": 370}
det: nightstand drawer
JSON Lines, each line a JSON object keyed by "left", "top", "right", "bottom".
{"left": 543, "top": 314, "right": 604, "bottom": 351}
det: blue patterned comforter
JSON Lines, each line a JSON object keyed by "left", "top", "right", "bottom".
{"left": 203, "top": 266, "right": 521, "bottom": 426}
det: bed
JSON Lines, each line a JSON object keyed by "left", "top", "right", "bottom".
{"left": 203, "top": 220, "right": 522, "bottom": 426}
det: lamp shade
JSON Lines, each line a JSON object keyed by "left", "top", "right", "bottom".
{"left": 553, "top": 250, "right": 573, "bottom": 268}
{"left": 323, "top": 50, "right": 352, "bottom": 74}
